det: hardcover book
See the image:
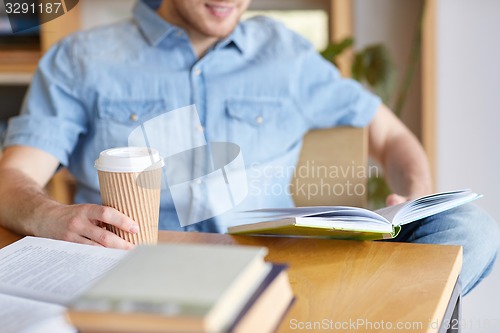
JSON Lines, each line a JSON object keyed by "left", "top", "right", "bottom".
{"left": 228, "top": 189, "right": 480, "bottom": 240}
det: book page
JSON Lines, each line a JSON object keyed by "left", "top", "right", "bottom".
{"left": 0, "top": 294, "right": 75, "bottom": 333}
{"left": 375, "top": 189, "right": 481, "bottom": 226}
{"left": 374, "top": 202, "right": 406, "bottom": 224}
{"left": 243, "top": 206, "right": 389, "bottom": 223}
{"left": 0, "top": 237, "right": 128, "bottom": 305}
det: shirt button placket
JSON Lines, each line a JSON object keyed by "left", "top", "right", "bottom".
{"left": 190, "top": 65, "right": 206, "bottom": 222}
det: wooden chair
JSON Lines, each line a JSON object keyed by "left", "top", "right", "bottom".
{"left": 291, "top": 127, "right": 367, "bottom": 207}
{"left": 45, "top": 169, "right": 76, "bottom": 205}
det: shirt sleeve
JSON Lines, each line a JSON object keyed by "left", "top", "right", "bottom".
{"left": 292, "top": 39, "right": 382, "bottom": 129}
{"left": 3, "top": 38, "right": 88, "bottom": 167}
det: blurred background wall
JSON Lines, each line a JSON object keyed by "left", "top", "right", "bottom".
{"left": 436, "top": 1, "right": 500, "bottom": 332}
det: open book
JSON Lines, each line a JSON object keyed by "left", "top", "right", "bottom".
{"left": 0, "top": 236, "right": 127, "bottom": 333}
{"left": 228, "top": 189, "right": 481, "bottom": 240}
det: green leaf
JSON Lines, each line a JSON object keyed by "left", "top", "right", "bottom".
{"left": 320, "top": 37, "right": 354, "bottom": 66}
{"left": 351, "top": 44, "right": 396, "bottom": 104}
{"left": 351, "top": 52, "right": 365, "bottom": 81}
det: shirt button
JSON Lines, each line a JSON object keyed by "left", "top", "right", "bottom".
{"left": 195, "top": 179, "right": 202, "bottom": 185}
{"left": 255, "top": 116, "right": 264, "bottom": 124}
{"left": 130, "top": 113, "right": 139, "bottom": 121}
{"left": 195, "top": 125, "right": 204, "bottom": 132}
{"left": 194, "top": 68, "right": 202, "bottom": 76}
{"left": 176, "top": 30, "right": 183, "bottom": 37}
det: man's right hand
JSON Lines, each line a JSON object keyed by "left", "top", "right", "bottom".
{"left": 0, "top": 146, "right": 137, "bottom": 250}
{"left": 38, "top": 203, "right": 138, "bottom": 250}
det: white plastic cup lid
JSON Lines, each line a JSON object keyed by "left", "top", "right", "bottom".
{"left": 94, "top": 147, "right": 164, "bottom": 173}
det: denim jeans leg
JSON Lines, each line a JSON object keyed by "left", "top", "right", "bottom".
{"left": 385, "top": 203, "right": 500, "bottom": 295}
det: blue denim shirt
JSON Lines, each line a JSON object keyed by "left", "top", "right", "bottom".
{"left": 4, "top": 0, "right": 380, "bottom": 232}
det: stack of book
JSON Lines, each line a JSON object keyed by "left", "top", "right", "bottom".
{"left": 67, "top": 243, "right": 294, "bottom": 333}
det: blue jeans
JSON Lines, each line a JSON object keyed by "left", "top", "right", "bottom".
{"left": 386, "top": 204, "right": 500, "bottom": 295}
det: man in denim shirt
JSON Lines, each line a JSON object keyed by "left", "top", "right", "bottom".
{"left": 0, "top": 0, "right": 498, "bottom": 295}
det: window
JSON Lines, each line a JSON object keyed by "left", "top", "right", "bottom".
{"left": 245, "top": 0, "right": 329, "bottom": 51}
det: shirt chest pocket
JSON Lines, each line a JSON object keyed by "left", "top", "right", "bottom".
{"left": 95, "top": 99, "right": 167, "bottom": 149}
{"left": 226, "top": 98, "right": 284, "bottom": 127}
{"left": 225, "top": 98, "right": 307, "bottom": 159}
{"left": 98, "top": 99, "right": 167, "bottom": 125}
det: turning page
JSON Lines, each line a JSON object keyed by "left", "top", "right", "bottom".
{"left": 375, "top": 189, "right": 481, "bottom": 226}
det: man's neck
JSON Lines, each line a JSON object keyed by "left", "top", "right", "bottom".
{"left": 187, "top": 31, "right": 220, "bottom": 58}
{"left": 157, "top": 2, "right": 220, "bottom": 58}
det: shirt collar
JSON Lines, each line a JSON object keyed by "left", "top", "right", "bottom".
{"left": 216, "top": 24, "right": 245, "bottom": 54}
{"left": 133, "top": 0, "right": 175, "bottom": 46}
{"left": 133, "top": 0, "right": 246, "bottom": 54}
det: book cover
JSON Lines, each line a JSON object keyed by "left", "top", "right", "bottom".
{"left": 228, "top": 264, "right": 294, "bottom": 333}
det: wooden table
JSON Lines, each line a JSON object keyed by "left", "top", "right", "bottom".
{"left": 0, "top": 227, "right": 462, "bottom": 333}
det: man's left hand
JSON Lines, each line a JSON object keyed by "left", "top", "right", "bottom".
{"left": 386, "top": 193, "right": 410, "bottom": 206}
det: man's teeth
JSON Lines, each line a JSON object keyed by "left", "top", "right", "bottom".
{"left": 210, "top": 6, "right": 230, "bottom": 13}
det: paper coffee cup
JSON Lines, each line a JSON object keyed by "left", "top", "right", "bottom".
{"left": 95, "top": 147, "right": 164, "bottom": 245}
